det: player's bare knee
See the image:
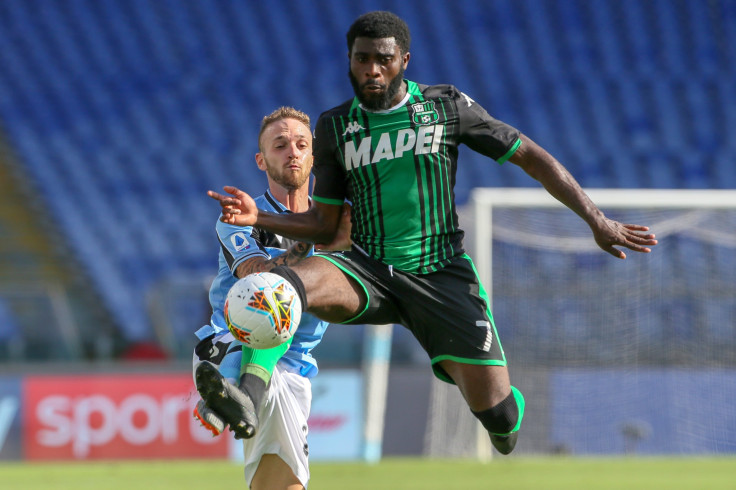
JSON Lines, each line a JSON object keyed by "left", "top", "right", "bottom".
{"left": 440, "top": 362, "right": 510, "bottom": 409}
{"left": 289, "top": 260, "right": 366, "bottom": 321}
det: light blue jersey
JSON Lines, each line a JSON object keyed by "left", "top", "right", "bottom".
{"left": 200, "top": 189, "right": 328, "bottom": 378}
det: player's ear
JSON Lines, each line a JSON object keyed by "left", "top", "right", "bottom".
{"left": 255, "top": 152, "right": 267, "bottom": 171}
{"left": 402, "top": 51, "right": 411, "bottom": 69}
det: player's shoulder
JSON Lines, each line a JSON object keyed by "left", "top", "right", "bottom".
{"left": 414, "top": 82, "right": 464, "bottom": 101}
{"left": 254, "top": 190, "right": 288, "bottom": 214}
{"left": 414, "top": 81, "right": 483, "bottom": 116}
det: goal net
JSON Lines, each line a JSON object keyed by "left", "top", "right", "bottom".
{"left": 423, "top": 188, "right": 736, "bottom": 457}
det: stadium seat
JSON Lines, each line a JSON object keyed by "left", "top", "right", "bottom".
{"left": 0, "top": 0, "right": 733, "bottom": 356}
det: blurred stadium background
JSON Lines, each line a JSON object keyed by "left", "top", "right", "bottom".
{"left": 0, "top": 0, "right": 734, "bottom": 465}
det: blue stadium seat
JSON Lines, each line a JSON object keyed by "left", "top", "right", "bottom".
{"left": 0, "top": 0, "right": 733, "bottom": 350}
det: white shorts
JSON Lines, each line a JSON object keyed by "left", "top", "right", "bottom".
{"left": 242, "top": 364, "right": 312, "bottom": 488}
{"left": 192, "top": 331, "right": 312, "bottom": 487}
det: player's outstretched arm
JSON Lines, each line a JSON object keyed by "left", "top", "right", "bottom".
{"left": 235, "top": 242, "right": 313, "bottom": 278}
{"left": 315, "top": 203, "right": 352, "bottom": 251}
{"left": 508, "top": 135, "right": 658, "bottom": 259}
{"left": 207, "top": 186, "right": 258, "bottom": 226}
{"left": 208, "top": 186, "right": 343, "bottom": 244}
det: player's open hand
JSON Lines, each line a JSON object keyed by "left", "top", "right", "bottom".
{"left": 592, "top": 219, "right": 658, "bottom": 259}
{"left": 207, "top": 186, "right": 258, "bottom": 226}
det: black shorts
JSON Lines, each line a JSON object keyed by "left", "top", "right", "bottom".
{"left": 312, "top": 248, "right": 507, "bottom": 383}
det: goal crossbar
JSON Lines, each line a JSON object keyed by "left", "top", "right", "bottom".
{"left": 471, "top": 188, "right": 736, "bottom": 307}
{"left": 472, "top": 188, "right": 736, "bottom": 209}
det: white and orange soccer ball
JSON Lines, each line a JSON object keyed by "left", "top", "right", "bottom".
{"left": 224, "top": 272, "right": 302, "bottom": 349}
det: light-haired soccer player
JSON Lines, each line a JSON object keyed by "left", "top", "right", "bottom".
{"left": 208, "top": 11, "right": 657, "bottom": 456}
{"left": 193, "top": 106, "right": 348, "bottom": 489}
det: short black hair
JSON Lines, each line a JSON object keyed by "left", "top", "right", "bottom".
{"left": 346, "top": 11, "right": 411, "bottom": 55}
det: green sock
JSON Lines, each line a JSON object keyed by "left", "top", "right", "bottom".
{"left": 239, "top": 337, "right": 293, "bottom": 382}
{"left": 238, "top": 338, "right": 293, "bottom": 409}
{"left": 508, "top": 385, "right": 525, "bottom": 434}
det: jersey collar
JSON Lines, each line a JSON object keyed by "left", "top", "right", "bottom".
{"left": 264, "top": 188, "right": 311, "bottom": 214}
{"left": 264, "top": 189, "right": 288, "bottom": 213}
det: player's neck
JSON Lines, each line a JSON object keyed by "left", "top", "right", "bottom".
{"left": 270, "top": 185, "right": 310, "bottom": 213}
{"left": 393, "top": 80, "right": 408, "bottom": 106}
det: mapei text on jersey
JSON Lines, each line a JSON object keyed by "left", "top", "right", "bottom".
{"left": 343, "top": 124, "right": 445, "bottom": 170}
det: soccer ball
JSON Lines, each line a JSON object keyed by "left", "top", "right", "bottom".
{"left": 224, "top": 272, "right": 302, "bottom": 349}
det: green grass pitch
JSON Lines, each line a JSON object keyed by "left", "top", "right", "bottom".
{"left": 2, "top": 457, "right": 735, "bottom": 489}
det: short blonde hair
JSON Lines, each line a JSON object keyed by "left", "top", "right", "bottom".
{"left": 258, "top": 107, "right": 311, "bottom": 151}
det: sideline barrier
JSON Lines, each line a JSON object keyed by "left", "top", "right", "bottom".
{"left": 0, "top": 370, "right": 363, "bottom": 461}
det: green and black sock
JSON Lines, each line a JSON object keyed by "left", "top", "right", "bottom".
{"left": 237, "top": 337, "right": 293, "bottom": 410}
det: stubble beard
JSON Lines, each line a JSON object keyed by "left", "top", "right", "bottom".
{"left": 349, "top": 65, "right": 405, "bottom": 111}
{"left": 265, "top": 160, "right": 311, "bottom": 191}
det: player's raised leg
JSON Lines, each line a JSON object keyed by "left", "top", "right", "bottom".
{"left": 270, "top": 257, "right": 366, "bottom": 324}
{"left": 440, "top": 361, "right": 524, "bottom": 455}
{"left": 195, "top": 361, "right": 259, "bottom": 439}
{"left": 192, "top": 331, "right": 241, "bottom": 436}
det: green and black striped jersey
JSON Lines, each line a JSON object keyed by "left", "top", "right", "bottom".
{"left": 312, "top": 80, "right": 521, "bottom": 274}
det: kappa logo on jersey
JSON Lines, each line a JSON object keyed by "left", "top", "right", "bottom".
{"left": 411, "top": 100, "right": 439, "bottom": 125}
{"left": 343, "top": 124, "right": 445, "bottom": 170}
{"left": 342, "top": 121, "right": 365, "bottom": 137}
{"left": 231, "top": 232, "right": 250, "bottom": 252}
{"left": 461, "top": 92, "right": 475, "bottom": 107}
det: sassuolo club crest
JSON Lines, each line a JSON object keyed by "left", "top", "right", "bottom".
{"left": 411, "top": 100, "right": 439, "bottom": 125}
